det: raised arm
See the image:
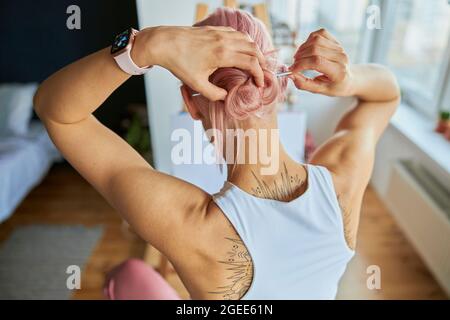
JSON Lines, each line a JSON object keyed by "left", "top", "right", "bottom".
{"left": 34, "top": 26, "right": 266, "bottom": 258}
{"left": 290, "top": 29, "right": 401, "bottom": 249}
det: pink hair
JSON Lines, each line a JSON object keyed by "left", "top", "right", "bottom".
{"left": 180, "top": 8, "right": 288, "bottom": 163}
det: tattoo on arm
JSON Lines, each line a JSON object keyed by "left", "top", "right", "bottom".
{"left": 208, "top": 237, "right": 253, "bottom": 300}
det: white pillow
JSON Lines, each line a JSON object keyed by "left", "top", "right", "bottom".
{"left": 0, "top": 83, "right": 38, "bottom": 136}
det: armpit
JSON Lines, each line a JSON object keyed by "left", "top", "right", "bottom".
{"left": 337, "top": 195, "right": 357, "bottom": 251}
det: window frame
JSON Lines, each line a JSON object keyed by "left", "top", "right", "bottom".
{"left": 362, "top": 0, "right": 450, "bottom": 118}
{"left": 437, "top": 41, "right": 450, "bottom": 113}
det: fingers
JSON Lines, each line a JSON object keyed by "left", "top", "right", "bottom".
{"left": 224, "top": 52, "right": 265, "bottom": 87}
{"left": 190, "top": 78, "right": 228, "bottom": 101}
{"left": 182, "top": 26, "right": 267, "bottom": 99}
{"left": 290, "top": 28, "right": 348, "bottom": 84}
{"left": 309, "top": 28, "right": 339, "bottom": 44}
{"left": 206, "top": 27, "right": 267, "bottom": 80}
{"left": 294, "top": 29, "right": 343, "bottom": 60}
{"left": 233, "top": 39, "right": 266, "bottom": 69}
{"left": 224, "top": 31, "right": 267, "bottom": 69}
{"left": 296, "top": 35, "right": 343, "bottom": 59}
{"left": 193, "top": 51, "right": 265, "bottom": 100}
{"left": 295, "top": 44, "right": 349, "bottom": 65}
{"left": 290, "top": 73, "right": 326, "bottom": 94}
{"left": 205, "top": 26, "right": 236, "bottom": 32}
{"left": 288, "top": 29, "right": 352, "bottom": 96}
{"left": 290, "top": 56, "right": 343, "bottom": 82}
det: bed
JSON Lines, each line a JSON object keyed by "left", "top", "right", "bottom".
{"left": 0, "top": 83, "right": 60, "bottom": 222}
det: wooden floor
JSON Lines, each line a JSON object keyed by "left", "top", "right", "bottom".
{"left": 0, "top": 164, "right": 446, "bottom": 299}
{"left": 0, "top": 164, "right": 146, "bottom": 300}
{"left": 337, "top": 190, "right": 447, "bottom": 299}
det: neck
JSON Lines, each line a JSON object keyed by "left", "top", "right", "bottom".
{"left": 226, "top": 141, "right": 308, "bottom": 202}
{"left": 226, "top": 142, "right": 294, "bottom": 181}
{"left": 224, "top": 114, "right": 283, "bottom": 179}
{"left": 220, "top": 112, "right": 308, "bottom": 202}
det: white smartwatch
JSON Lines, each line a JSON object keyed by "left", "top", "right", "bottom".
{"left": 111, "top": 28, "right": 151, "bottom": 75}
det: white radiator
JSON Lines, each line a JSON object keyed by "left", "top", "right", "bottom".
{"left": 385, "top": 160, "right": 450, "bottom": 296}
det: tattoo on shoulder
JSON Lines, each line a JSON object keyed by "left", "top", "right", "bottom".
{"left": 250, "top": 162, "right": 305, "bottom": 202}
{"left": 337, "top": 195, "right": 356, "bottom": 250}
{"left": 208, "top": 237, "right": 253, "bottom": 300}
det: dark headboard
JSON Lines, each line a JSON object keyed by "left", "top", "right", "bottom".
{"left": 0, "top": 0, "right": 146, "bottom": 131}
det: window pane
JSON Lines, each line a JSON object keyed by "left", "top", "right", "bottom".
{"left": 301, "top": 0, "right": 368, "bottom": 62}
{"left": 386, "top": 0, "right": 450, "bottom": 100}
{"left": 270, "top": 0, "right": 368, "bottom": 62}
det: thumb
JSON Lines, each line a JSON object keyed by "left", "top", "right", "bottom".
{"left": 192, "top": 80, "right": 227, "bottom": 101}
{"left": 290, "top": 73, "right": 325, "bottom": 94}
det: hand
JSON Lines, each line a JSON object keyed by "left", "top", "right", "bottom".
{"left": 289, "top": 29, "right": 354, "bottom": 97}
{"left": 134, "top": 26, "right": 266, "bottom": 101}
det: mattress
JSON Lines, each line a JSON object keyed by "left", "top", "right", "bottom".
{"left": 0, "top": 121, "right": 60, "bottom": 222}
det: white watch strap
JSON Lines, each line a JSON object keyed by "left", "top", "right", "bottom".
{"left": 114, "top": 49, "right": 150, "bottom": 75}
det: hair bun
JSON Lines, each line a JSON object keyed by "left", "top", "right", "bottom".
{"left": 210, "top": 68, "right": 286, "bottom": 121}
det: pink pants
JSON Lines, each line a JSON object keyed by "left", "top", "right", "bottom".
{"left": 104, "top": 259, "right": 181, "bottom": 300}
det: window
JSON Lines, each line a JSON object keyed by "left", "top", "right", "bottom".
{"left": 270, "top": 0, "right": 369, "bottom": 62}
{"left": 268, "top": 0, "right": 450, "bottom": 117}
{"left": 379, "top": 0, "right": 450, "bottom": 116}
{"left": 297, "top": 0, "right": 368, "bottom": 62}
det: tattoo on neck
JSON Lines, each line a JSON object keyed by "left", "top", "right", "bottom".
{"left": 250, "top": 162, "right": 305, "bottom": 202}
{"left": 208, "top": 237, "right": 253, "bottom": 300}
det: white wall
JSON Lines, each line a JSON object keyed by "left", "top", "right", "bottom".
{"left": 136, "top": 0, "right": 199, "bottom": 173}
{"left": 372, "top": 111, "right": 450, "bottom": 196}
{"left": 293, "top": 91, "right": 356, "bottom": 145}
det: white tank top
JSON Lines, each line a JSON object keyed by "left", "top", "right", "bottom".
{"left": 212, "top": 164, "right": 354, "bottom": 300}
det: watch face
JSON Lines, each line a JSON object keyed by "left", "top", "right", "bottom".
{"left": 111, "top": 29, "right": 132, "bottom": 54}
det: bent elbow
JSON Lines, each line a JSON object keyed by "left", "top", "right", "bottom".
{"left": 384, "top": 66, "right": 401, "bottom": 102}
{"left": 386, "top": 95, "right": 401, "bottom": 122}
{"left": 33, "top": 84, "right": 81, "bottom": 125}
{"left": 391, "top": 74, "right": 401, "bottom": 102}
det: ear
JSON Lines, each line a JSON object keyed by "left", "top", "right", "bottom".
{"left": 180, "top": 85, "right": 202, "bottom": 120}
